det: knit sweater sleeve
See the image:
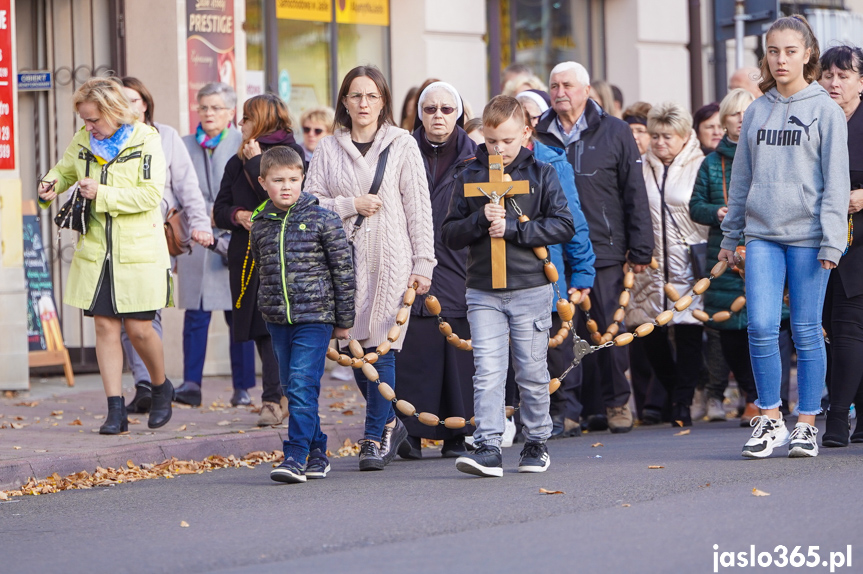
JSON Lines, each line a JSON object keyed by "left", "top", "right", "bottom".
{"left": 397, "top": 135, "right": 437, "bottom": 279}
{"left": 305, "top": 139, "right": 359, "bottom": 220}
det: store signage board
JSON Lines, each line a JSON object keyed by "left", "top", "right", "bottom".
{"left": 186, "top": 0, "right": 236, "bottom": 133}
{"left": 0, "top": 0, "right": 14, "bottom": 170}
{"left": 17, "top": 71, "right": 52, "bottom": 91}
{"left": 276, "top": 0, "right": 389, "bottom": 26}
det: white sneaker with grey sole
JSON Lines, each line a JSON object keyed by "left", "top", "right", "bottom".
{"left": 742, "top": 415, "right": 790, "bottom": 458}
{"left": 788, "top": 422, "right": 819, "bottom": 457}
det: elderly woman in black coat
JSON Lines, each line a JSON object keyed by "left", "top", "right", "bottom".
{"left": 213, "top": 94, "right": 306, "bottom": 425}
{"left": 394, "top": 81, "right": 477, "bottom": 459}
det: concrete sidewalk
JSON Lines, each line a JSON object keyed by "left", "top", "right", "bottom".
{"left": 0, "top": 370, "right": 366, "bottom": 489}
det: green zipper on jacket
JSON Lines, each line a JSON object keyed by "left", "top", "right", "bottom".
{"left": 279, "top": 204, "right": 295, "bottom": 325}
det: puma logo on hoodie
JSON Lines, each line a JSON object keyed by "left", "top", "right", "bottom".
{"left": 755, "top": 116, "right": 818, "bottom": 146}
{"left": 788, "top": 115, "right": 817, "bottom": 140}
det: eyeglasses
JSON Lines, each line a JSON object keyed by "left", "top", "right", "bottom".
{"left": 197, "top": 105, "right": 228, "bottom": 113}
{"left": 347, "top": 93, "right": 382, "bottom": 104}
{"left": 303, "top": 126, "right": 325, "bottom": 135}
{"left": 423, "top": 105, "right": 456, "bottom": 116}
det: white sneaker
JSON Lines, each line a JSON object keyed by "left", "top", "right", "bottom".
{"left": 330, "top": 365, "right": 354, "bottom": 381}
{"left": 501, "top": 416, "right": 516, "bottom": 448}
{"left": 706, "top": 397, "right": 727, "bottom": 421}
{"left": 742, "top": 415, "right": 790, "bottom": 458}
{"left": 788, "top": 422, "right": 819, "bottom": 458}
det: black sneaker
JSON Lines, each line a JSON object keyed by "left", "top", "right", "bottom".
{"left": 380, "top": 418, "right": 408, "bottom": 466}
{"left": 306, "top": 449, "right": 330, "bottom": 479}
{"left": 455, "top": 444, "right": 503, "bottom": 477}
{"left": 518, "top": 441, "right": 550, "bottom": 473}
{"left": 358, "top": 440, "right": 385, "bottom": 471}
{"left": 270, "top": 457, "right": 306, "bottom": 483}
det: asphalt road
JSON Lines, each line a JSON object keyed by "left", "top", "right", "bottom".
{"left": 2, "top": 420, "right": 861, "bottom": 574}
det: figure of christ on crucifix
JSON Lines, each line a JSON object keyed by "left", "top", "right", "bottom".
{"left": 463, "top": 152, "right": 530, "bottom": 288}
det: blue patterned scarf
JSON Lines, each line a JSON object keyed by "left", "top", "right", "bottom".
{"left": 89, "top": 123, "right": 134, "bottom": 162}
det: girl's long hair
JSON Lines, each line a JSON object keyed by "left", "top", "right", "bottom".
{"left": 759, "top": 14, "right": 821, "bottom": 94}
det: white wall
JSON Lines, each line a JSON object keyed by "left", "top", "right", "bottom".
{"left": 390, "top": 0, "right": 487, "bottom": 120}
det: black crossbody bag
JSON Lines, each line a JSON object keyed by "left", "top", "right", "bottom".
{"left": 653, "top": 167, "right": 708, "bottom": 280}
{"left": 348, "top": 144, "right": 391, "bottom": 245}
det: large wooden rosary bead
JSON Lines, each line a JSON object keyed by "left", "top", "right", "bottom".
{"left": 326, "top": 347, "right": 340, "bottom": 361}
{"left": 623, "top": 271, "right": 635, "bottom": 289}
{"left": 656, "top": 310, "right": 674, "bottom": 326}
{"left": 349, "top": 339, "right": 364, "bottom": 359}
{"left": 361, "top": 363, "right": 379, "bottom": 381}
{"left": 614, "top": 333, "right": 634, "bottom": 346}
{"left": 674, "top": 295, "right": 693, "bottom": 312}
{"left": 403, "top": 288, "right": 416, "bottom": 306}
{"left": 579, "top": 295, "right": 592, "bottom": 312}
{"left": 377, "top": 382, "right": 396, "bottom": 401}
{"left": 395, "top": 307, "right": 410, "bottom": 326}
{"left": 635, "top": 323, "right": 654, "bottom": 337}
{"left": 351, "top": 358, "right": 364, "bottom": 369}
{"left": 418, "top": 412, "right": 440, "bottom": 427}
{"left": 693, "top": 278, "right": 711, "bottom": 295}
{"left": 544, "top": 262, "right": 559, "bottom": 283}
{"left": 619, "top": 291, "right": 631, "bottom": 307}
{"left": 396, "top": 399, "right": 416, "bottom": 417}
{"left": 337, "top": 354, "right": 353, "bottom": 367}
{"left": 533, "top": 246, "right": 549, "bottom": 260}
{"left": 692, "top": 309, "right": 710, "bottom": 322}
{"left": 463, "top": 340, "right": 473, "bottom": 351}
{"left": 424, "top": 295, "right": 442, "bottom": 315}
{"left": 711, "top": 260, "right": 728, "bottom": 278}
{"left": 439, "top": 322, "right": 453, "bottom": 336}
{"left": 469, "top": 417, "right": 476, "bottom": 426}
{"left": 601, "top": 333, "right": 613, "bottom": 344}
{"left": 664, "top": 284, "right": 681, "bottom": 302}
{"left": 549, "top": 378, "right": 561, "bottom": 394}
{"left": 606, "top": 322, "right": 620, "bottom": 337}
{"left": 712, "top": 311, "right": 732, "bottom": 322}
{"left": 363, "top": 352, "right": 379, "bottom": 365}
{"left": 613, "top": 308, "right": 626, "bottom": 323}
{"left": 649, "top": 257, "right": 660, "bottom": 269}
{"left": 586, "top": 319, "right": 599, "bottom": 334}
{"left": 457, "top": 339, "right": 471, "bottom": 350}
{"left": 505, "top": 406, "right": 516, "bottom": 418}
{"left": 591, "top": 332, "right": 603, "bottom": 344}
{"left": 387, "top": 325, "right": 401, "bottom": 343}
{"left": 557, "top": 299, "right": 574, "bottom": 322}
{"left": 446, "top": 333, "right": 461, "bottom": 347}
{"left": 376, "top": 340, "right": 391, "bottom": 355}
{"left": 730, "top": 296, "right": 746, "bottom": 313}
{"left": 444, "top": 417, "right": 466, "bottom": 429}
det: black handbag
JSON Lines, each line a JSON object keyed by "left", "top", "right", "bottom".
{"left": 53, "top": 182, "right": 91, "bottom": 235}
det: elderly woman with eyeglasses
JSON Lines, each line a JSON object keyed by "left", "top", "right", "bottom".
{"left": 305, "top": 65, "right": 436, "bottom": 471}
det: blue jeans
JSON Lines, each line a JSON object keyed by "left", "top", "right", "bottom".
{"left": 266, "top": 322, "right": 332, "bottom": 460}
{"left": 351, "top": 348, "right": 396, "bottom": 442}
{"left": 183, "top": 309, "right": 256, "bottom": 389}
{"left": 745, "top": 240, "right": 830, "bottom": 415}
{"left": 466, "top": 283, "right": 554, "bottom": 447}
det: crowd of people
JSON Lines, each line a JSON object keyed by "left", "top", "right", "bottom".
{"left": 37, "top": 13, "right": 863, "bottom": 483}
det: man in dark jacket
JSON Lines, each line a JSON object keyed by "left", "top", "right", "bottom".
{"left": 250, "top": 147, "right": 355, "bottom": 484}
{"left": 534, "top": 61, "right": 655, "bottom": 433}
{"left": 443, "top": 96, "right": 575, "bottom": 478}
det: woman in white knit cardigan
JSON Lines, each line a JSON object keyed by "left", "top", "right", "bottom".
{"left": 305, "top": 66, "right": 437, "bottom": 471}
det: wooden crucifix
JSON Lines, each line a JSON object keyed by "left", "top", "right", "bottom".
{"left": 463, "top": 154, "right": 530, "bottom": 289}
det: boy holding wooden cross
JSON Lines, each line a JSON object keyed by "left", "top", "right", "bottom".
{"left": 442, "top": 96, "right": 576, "bottom": 477}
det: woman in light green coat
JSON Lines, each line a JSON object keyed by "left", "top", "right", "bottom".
{"left": 38, "top": 77, "right": 174, "bottom": 433}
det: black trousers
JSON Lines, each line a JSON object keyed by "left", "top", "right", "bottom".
{"left": 826, "top": 272, "right": 863, "bottom": 411}
{"left": 717, "top": 329, "right": 758, "bottom": 401}
{"left": 630, "top": 337, "right": 668, "bottom": 418}
{"left": 548, "top": 312, "right": 583, "bottom": 422}
{"left": 255, "top": 335, "right": 283, "bottom": 404}
{"left": 640, "top": 324, "right": 703, "bottom": 406}
{"left": 575, "top": 265, "right": 632, "bottom": 413}
{"left": 394, "top": 315, "right": 475, "bottom": 439}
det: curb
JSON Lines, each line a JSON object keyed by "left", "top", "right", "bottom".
{"left": 0, "top": 425, "right": 364, "bottom": 490}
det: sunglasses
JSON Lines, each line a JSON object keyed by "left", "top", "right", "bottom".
{"left": 303, "top": 126, "right": 325, "bottom": 135}
{"left": 423, "top": 105, "right": 456, "bottom": 116}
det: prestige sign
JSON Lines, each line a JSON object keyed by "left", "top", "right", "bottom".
{"left": 186, "top": 0, "right": 236, "bottom": 132}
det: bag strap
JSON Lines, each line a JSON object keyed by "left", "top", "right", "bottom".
{"left": 721, "top": 156, "right": 728, "bottom": 206}
{"left": 350, "top": 144, "right": 391, "bottom": 241}
{"left": 651, "top": 166, "right": 689, "bottom": 247}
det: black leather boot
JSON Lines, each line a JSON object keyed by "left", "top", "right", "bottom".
{"left": 149, "top": 379, "right": 174, "bottom": 429}
{"left": 126, "top": 381, "right": 153, "bottom": 414}
{"left": 823, "top": 408, "right": 851, "bottom": 447}
{"left": 99, "top": 396, "right": 128, "bottom": 435}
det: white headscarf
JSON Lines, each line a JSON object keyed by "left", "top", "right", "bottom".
{"left": 416, "top": 81, "right": 464, "bottom": 124}
{"left": 516, "top": 90, "right": 549, "bottom": 115}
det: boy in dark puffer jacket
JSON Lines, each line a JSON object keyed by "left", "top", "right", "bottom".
{"left": 250, "top": 147, "right": 355, "bottom": 484}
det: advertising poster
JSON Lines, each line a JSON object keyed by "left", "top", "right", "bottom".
{"left": 23, "top": 215, "right": 57, "bottom": 351}
{"left": 186, "top": 0, "right": 236, "bottom": 133}
{"left": 0, "top": 0, "right": 14, "bottom": 170}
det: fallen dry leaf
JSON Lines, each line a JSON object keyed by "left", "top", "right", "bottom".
{"left": 175, "top": 424, "right": 187, "bottom": 432}
{"left": 13, "top": 446, "right": 21, "bottom": 450}
{"left": 183, "top": 436, "right": 193, "bottom": 440}
{"left": 341, "top": 410, "right": 354, "bottom": 416}
{"left": 591, "top": 442, "right": 604, "bottom": 448}
{"left": 752, "top": 488, "right": 770, "bottom": 497}
{"left": 0, "top": 491, "right": 8, "bottom": 501}
{"left": 50, "top": 410, "right": 63, "bottom": 416}
{"left": 15, "top": 401, "right": 39, "bottom": 407}
{"left": 673, "top": 429, "right": 691, "bottom": 436}
{"left": 180, "top": 521, "right": 190, "bottom": 528}
{"left": 648, "top": 465, "right": 664, "bottom": 469}
{"left": 539, "top": 488, "right": 565, "bottom": 495}
{"left": 216, "top": 421, "right": 231, "bottom": 426}
{"left": 622, "top": 503, "right": 631, "bottom": 507}
{"left": 127, "top": 417, "right": 141, "bottom": 425}
{"left": 34, "top": 450, "right": 47, "bottom": 453}
{"left": 10, "top": 423, "right": 25, "bottom": 429}
{"left": 68, "top": 418, "right": 83, "bottom": 426}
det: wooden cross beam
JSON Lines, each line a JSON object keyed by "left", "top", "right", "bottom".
{"left": 463, "top": 154, "right": 531, "bottom": 289}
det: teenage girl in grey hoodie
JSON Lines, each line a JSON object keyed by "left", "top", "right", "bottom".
{"left": 719, "top": 15, "right": 850, "bottom": 459}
